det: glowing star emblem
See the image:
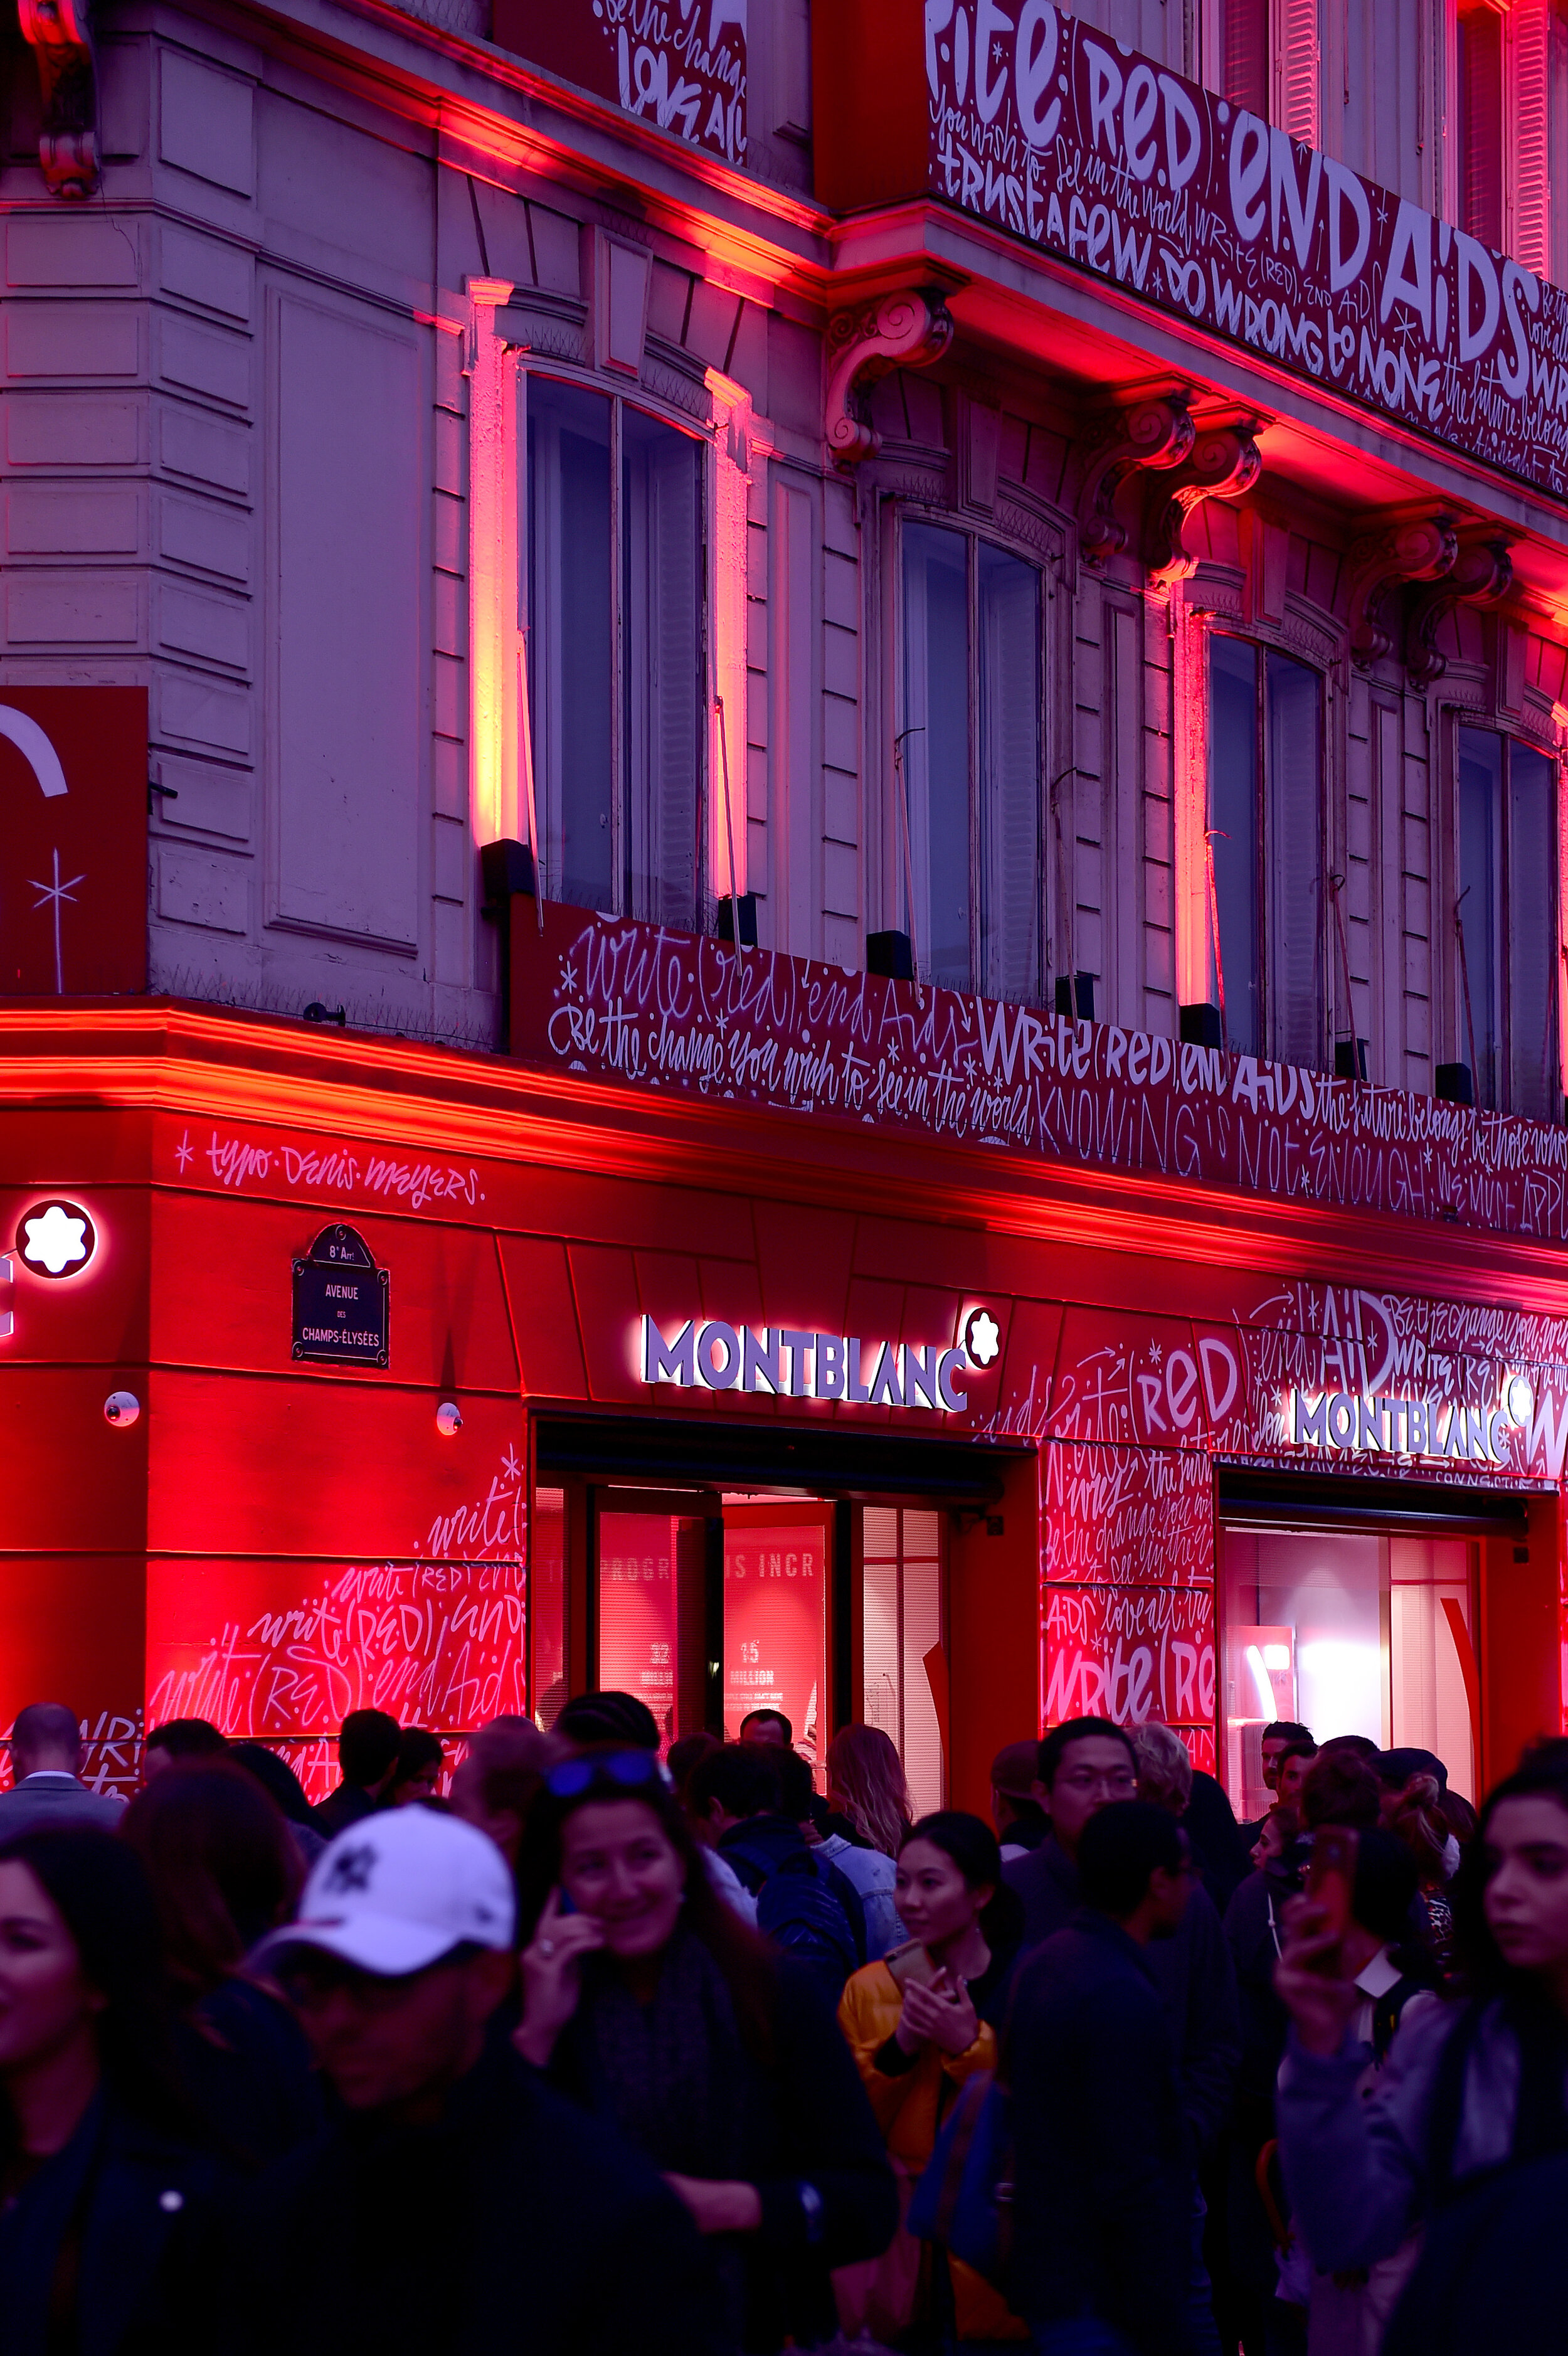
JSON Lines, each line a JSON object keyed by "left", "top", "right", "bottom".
{"left": 17, "top": 1200, "right": 96, "bottom": 1279}
{"left": 965, "top": 1308, "right": 1001, "bottom": 1367}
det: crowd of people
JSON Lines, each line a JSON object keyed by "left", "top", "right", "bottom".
{"left": 0, "top": 1690, "right": 1563, "bottom": 2353}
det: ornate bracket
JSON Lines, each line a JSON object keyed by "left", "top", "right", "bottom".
{"left": 1075, "top": 392, "right": 1195, "bottom": 566}
{"left": 1405, "top": 531, "right": 1513, "bottom": 686}
{"left": 1345, "top": 514, "right": 1458, "bottom": 666}
{"left": 824, "top": 289, "right": 953, "bottom": 465}
{"left": 1146, "top": 424, "right": 1263, "bottom": 586}
{"left": 18, "top": 0, "right": 98, "bottom": 198}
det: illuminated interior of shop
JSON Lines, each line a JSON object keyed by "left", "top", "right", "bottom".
{"left": 1221, "top": 1526, "right": 1477, "bottom": 1818}
{"left": 530, "top": 1482, "right": 947, "bottom": 1808}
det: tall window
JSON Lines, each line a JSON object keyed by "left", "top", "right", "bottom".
{"left": 899, "top": 523, "right": 1042, "bottom": 1002}
{"left": 1219, "top": 0, "right": 1269, "bottom": 115}
{"left": 525, "top": 377, "right": 703, "bottom": 928}
{"left": 1458, "top": 4, "right": 1506, "bottom": 249}
{"left": 1456, "top": 727, "right": 1557, "bottom": 1117}
{"left": 1207, "top": 636, "right": 1324, "bottom": 1064}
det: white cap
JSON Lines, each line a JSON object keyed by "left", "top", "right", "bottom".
{"left": 255, "top": 1810, "right": 515, "bottom": 1977}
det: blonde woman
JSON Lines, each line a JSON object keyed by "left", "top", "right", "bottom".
{"left": 820, "top": 1724, "right": 911, "bottom": 1958}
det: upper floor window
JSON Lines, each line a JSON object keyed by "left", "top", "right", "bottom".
{"left": 524, "top": 377, "right": 704, "bottom": 929}
{"left": 1216, "top": 0, "right": 1318, "bottom": 141}
{"left": 1456, "top": 727, "right": 1557, "bottom": 1117}
{"left": 1458, "top": 2, "right": 1506, "bottom": 249}
{"left": 1207, "top": 635, "right": 1324, "bottom": 1066}
{"left": 899, "top": 522, "right": 1043, "bottom": 1004}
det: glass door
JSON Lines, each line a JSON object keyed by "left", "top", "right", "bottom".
{"left": 594, "top": 1490, "right": 716, "bottom": 1756}
{"left": 722, "top": 1500, "right": 831, "bottom": 1774}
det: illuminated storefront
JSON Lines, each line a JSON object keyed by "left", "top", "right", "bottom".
{"left": 3, "top": 885, "right": 1564, "bottom": 1810}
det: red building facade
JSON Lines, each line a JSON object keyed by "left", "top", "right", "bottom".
{"left": 3, "top": 1, "right": 1568, "bottom": 1807}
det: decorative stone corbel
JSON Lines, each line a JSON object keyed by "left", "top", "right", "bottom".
{"left": 1075, "top": 392, "right": 1195, "bottom": 566}
{"left": 18, "top": 0, "right": 98, "bottom": 199}
{"left": 824, "top": 289, "right": 953, "bottom": 464}
{"left": 1145, "top": 423, "right": 1263, "bottom": 586}
{"left": 1345, "top": 514, "right": 1458, "bottom": 667}
{"left": 1404, "top": 531, "right": 1513, "bottom": 687}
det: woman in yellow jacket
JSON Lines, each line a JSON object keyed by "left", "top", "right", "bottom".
{"left": 837, "top": 1810, "right": 1028, "bottom": 2347}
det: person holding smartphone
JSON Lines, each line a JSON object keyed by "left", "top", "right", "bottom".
{"left": 835, "top": 1812, "right": 1026, "bottom": 2346}
{"left": 514, "top": 1746, "right": 896, "bottom": 2356}
{"left": 1274, "top": 1744, "right": 1568, "bottom": 2353}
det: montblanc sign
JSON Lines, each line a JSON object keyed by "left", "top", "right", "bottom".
{"left": 925, "top": 4, "right": 1568, "bottom": 499}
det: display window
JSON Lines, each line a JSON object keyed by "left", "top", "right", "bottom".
{"left": 1221, "top": 1524, "right": 1478, "bottom": 1820}
{"left": 531, "top": 1485, "right": 566, "bottom": 1731}
{"left": 862, "top": 1507, "right": 946, "bottom": 1817}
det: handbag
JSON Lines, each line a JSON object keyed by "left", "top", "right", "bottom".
{"left": 906, "top": 2070, "right": 1014, "bottom": 2286}
{"left": 831, "top": 2153, "right": 923, "bottom": 2343}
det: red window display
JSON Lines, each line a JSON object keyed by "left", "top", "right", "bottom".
{"left": 722, "top": 1504, "right": 829, "bottom": 1771}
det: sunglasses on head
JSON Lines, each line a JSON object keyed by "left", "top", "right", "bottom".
{"left": 546, "top": 1749, "right": 661, "bottom": 1798}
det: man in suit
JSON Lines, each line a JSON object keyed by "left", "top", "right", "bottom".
{"left": 0, "top": 1701, "right": 124, "bottom": 1832}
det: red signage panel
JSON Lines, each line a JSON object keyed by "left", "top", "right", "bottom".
{"left": 0, "top": 689, "right": 146, "bottom": 996}
{"left": 490, "top": 0, "right": 745, "bottom": 165}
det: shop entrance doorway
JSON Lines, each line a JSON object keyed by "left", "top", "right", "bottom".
{"left": 527, "top": 1416, "right": 1007, "bottom": 1813}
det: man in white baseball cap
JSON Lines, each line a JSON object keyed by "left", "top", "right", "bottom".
{"left": 232, "top": 1808, "right": 722, "bottom": 2355}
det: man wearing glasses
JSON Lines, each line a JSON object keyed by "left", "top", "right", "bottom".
{"left": 1004, "top": 1719, "right": 1241, "bottom": 2355}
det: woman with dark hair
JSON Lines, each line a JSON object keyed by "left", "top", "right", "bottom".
{"left": 0, "top": 1827, "right": 219, "bottom": 2350}
{"left": 516, "top": 1747, "right": 896, "bottom": 2354}
{"left": 118, "top": 1760, "right": 322, "bottom": 2167}
{"left": 835, "top": 1811, "right": 1026, "bottom": 2347}
{"left": 1276, "top": 1744, "right": 1568, "bottom": 2352}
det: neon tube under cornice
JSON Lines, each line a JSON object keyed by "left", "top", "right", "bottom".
{"left": 2, "top": 1000, "right": 1567, "bottom": 1313}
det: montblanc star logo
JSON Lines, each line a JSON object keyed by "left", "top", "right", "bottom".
{"left": 18, "top": 1201, "right": 95, "bottom": 1278}
{"left": 322, "top": 1843, "right": 376, "bottom": 1894}
{"left": 965, "top": 1308, "right": 1001, "bottom": 1367}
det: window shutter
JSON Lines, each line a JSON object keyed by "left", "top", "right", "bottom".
{"left": 623, "top": 417, "right": 701, "bottom": 931}
{"left": 1207, "top": 635, "right": 1263, "bottom": 1057}
{"left": 1507, "top": 742, "right": 1555, "bottom": 1117}
{"left": 1274, "top": 0, "right": 1320, "bottom": 143}
{"left": 1512, "top": 0, "right": 1552, "bottom": 275}
{"left": 1456, "top": 727, "right": 1502, "bottom": 1106}
{"left": 900, "top": 524, "right": 971, "bottom": 990}
{"left": 526, "top": 378, "right": 614, "bottom": 915}
{"left": 1265, "top": 652, "right": 1323, "bottom": 1070}
{"left": 977, "top": 545, "right": 1042, "bottom": 1005}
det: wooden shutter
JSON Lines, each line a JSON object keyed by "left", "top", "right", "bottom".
{"left": 1264, "top": 651, "right": 1325, "bottom": 1071}
{"left": 1507, "top": 742, "right": 1556, "bottom": 1117}
{"left": 977, "top": 545, "right": 1042, "bottom": 1006}
{"left": 623, "top": 415, "right": 701, "bottom": 930}
{"left": 1512, "top": 0, "right": 1552, "bottom": 275}
{"left": 1274, "top": 0, "right": 1320, "bottom": 142}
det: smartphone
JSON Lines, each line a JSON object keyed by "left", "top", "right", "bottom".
{"left": 555, "top": 1886, "right": 578, "bottom": 1918}
{"left": 1305, "top": 1826, "right": 1358, "bottom": 1946}
{"left": 884, "top": 1939, "right": 943, "bottom": 1993}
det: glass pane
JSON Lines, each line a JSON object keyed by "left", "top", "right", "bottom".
{"left": 900, "top": 1511, "right": 945, "bottom": 1818}
{"left": 1508, "top": 741, "right": 1556, "bottom": 1118}
{"left": 1266, "top": 651, "right": 1323, "bottom": 1068}
{"left": 723, "top": 1508, "right": 829, "bottom": 1775}
{"left": 1220, "top": 1527, "right": 1387, "bottom": 1820}
{"left": 531, "top": 1486, "right": 567, "bottom": 1731}
{"left": 623, "top": 410, "right": 702, "bottom": 930}
{"left": 1458, "top": 726, "right": 1502, "bottom": 1106}
{"left": 1208, "top": 635, "right": 1261, "bottom": 1055}
{"left": 1459, "top": 5, "right": 1505, "bottom": 248}
{"left": 596, "top": 1509, "right": 707, "bottom": 1754}
{"left": 1389, "top": 1538, "right": 1476, "bottom": 1803}
{"left": 977, "top": 544, "right": 1042, "bottom": 1004}
{"left": 901, "top": 523, "right": 972, "bottom": 989}
{"left": 526, "top": 379, "right": 613, "bottom": 913}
